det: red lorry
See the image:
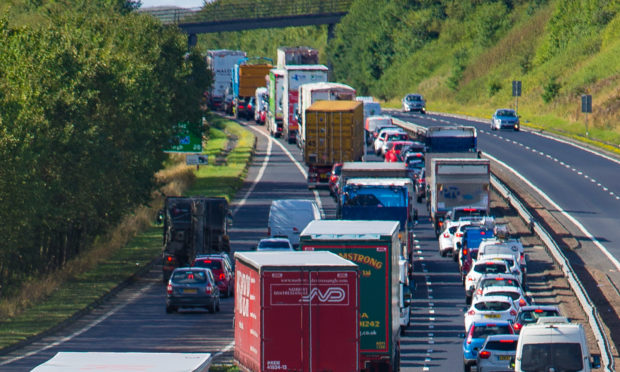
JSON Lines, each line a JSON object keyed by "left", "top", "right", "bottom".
{"left": 234, "top": 251, "right": 360, "bottom": 372}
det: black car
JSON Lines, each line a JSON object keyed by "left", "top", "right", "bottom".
{"left": 166, "top": 267, "right": 221, "bottom": 313}
{"left": 223, "top": 95, "right": 234, "bottom": 115}
{"left": 235, "top": 97, "right": 253, "bottom": 120}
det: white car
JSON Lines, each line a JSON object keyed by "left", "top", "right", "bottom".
{"left": 464, "top": 295, "right": 518, "bottom": 332}
{"left": 373, "top": 128, "right": 408, "bottom": 156}
{"left": 401, "top": 93, "right": 426, "bottom": 113}
{"left": 476, "top": 334, "right": 519, "bottom": 372}
{"left": 438, "top": 219, "right": 474, "bottom": 257}
{"left": 472, "top": 273, "right": 522, "bottom": 303}
{"left": 255, "top": 237, "right": 294, "bottom": 251}
{"left": 478, "top": 238, "right": 527, "bottom": 282}
{"left": 465, "top": 259, "right": 509, "bottom": 304}
{"left": 480, "top": 286, "right": 529, "bottom": 311}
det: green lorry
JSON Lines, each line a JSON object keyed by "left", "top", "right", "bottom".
{"left": 300, "top": 220, "right": 401, "bottom": 371}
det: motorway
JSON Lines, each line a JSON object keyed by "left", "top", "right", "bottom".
{"left": 1, "top": 112, "right": 616, "bottom": 370}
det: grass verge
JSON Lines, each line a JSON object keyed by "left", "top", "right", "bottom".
{"left": 0, "top": 114, "right": 255, "bottom": 351}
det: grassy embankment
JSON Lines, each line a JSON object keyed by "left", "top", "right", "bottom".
{"left": 0, "top": 115, "right": 254, "bottom": 350}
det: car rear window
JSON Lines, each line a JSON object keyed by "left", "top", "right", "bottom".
{"left": 258, "top": 241, "right": 291, "bottom": 249}
{"left": 194, "top": 259, "right": 222, "bottom": 270}
{"left": 485, "top": 339, "right": 518, "bottom": 351}
{"left": 172, "top": 271, "right": 207, "bottom": 284}
{"left": 481, "top": 278, "right": 519, "bottom": 289}
{"left": 474, "top": 301, "right": 512, "bottom": 311}
{"left": 472, "top": 324, "right": 512, "bottom": 338}
{"left": 521, "top": 343, "right": 583, "bottom": 371}
{"left": 519, "top": 309, "right": 560, "bottom": 322}
{"left": 488, "top": 291, "right": 520, "bottom": 300}
{"left": 474, "top": 263, "right": 507, "bottom": 274}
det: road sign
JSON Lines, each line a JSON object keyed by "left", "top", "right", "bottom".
{"left": 581, "top": 95, "right": 592, "bottom": 113}
{"left": 164, "top": 122, "right": 202, "bottom": 153}
{"left": 512, "top": 80, "right": 522, "bottom": 97}
{"left": 186, "top": 154, "right": 208, "bottom": 165}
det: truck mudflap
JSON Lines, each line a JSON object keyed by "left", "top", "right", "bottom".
{"left": 361, "top": 353, "right": 399, "bottom": 372}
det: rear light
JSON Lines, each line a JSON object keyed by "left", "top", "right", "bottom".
{"left": 219, "top": 273, "right": 225, "bottom": 280}
{"left": 479, "top": 351, "right": 491, "bottom": 359}
{"left": 495, "top": 278, "right": 504, "bottom": 280}
{"left": 456, "top": 233, "right": 463, "bottom": 238}
{"left": 166, "top": 256, "right": 174, "bottom": 262}
{"left": 330, "top": 175, "right": 337, "bottom": 183}
{"left": 513, "top": 323, "right": 522, "bottom": 331}
{"left": 476, "top": 289, "right": 482, "bottom": 295}
{"left": 167, "top": 284, "right": 173, "bottom": 295}
{"left": 500, "top": 339, "right": 516, "bottom": 343}
{"left": 467, "top": 310, "right": 476, "bottom": 316}
{"left": 205, "top": 286, "right": 213, "bottom": 294}
{"left": 519, "top": 298, "right": 526, "bottom": 307}
{"left": 463, "top": 249, "right": 468, "bottom": 255}
{"left": 534, "top": 309, "right": 544, "bottom": 313}
{"left": 248, "top": 104, "right": 252, "bottom": 109}
{"left": 480, "top": 231, "right": 486, "bottom": 235}
{"left": 510, "top": 309, "right": 517, "bottom": 316}
{"left": 443, "top": 232, "right": 450, "bottom": 238}
{"left": 467, "top": 277, "right": 474, "bottom": 281}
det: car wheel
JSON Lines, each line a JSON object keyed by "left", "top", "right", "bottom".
{"left": 166, "top": 305, "right": 176, "bottom": 314}
{"left": 453, "top": 253, "right": 459, "bottom": 262}
{"left": 464, "top": 362, "right": 472, "bottom": 372}
{"left": 440, "top": 250, "right": 446, "bottom": 257}
{"left": 209, "top": 300, "right": 217, "bottom": 314}
{"left": 227, "top": 285, "right": 232, "bottom": 298}
{"left": 216, "top": 298, "right": 221, "bottom": 312}
{"left": 465, "top": 295, "right": 472, "bottom": 305}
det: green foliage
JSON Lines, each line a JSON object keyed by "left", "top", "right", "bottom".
{"left": 447, "top": 48, "right": 469, "bottom": 91}
{"left": 0, "top": 2, "right": 209, "bottom": 297}
{"left": 541, "top": 76, "right": 561, "bottom": 103}
{"left": 488, "top": 80, "right": 502, "bottom": 97}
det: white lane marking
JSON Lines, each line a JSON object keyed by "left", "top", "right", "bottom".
{"left": 232, "top": 137, "right": 272, "bottom": 215}
{"left": 529, "top": 130, "right": 620, "bottom": 166}
{"left": 245, "top": 126, "right": 324, "bottom": 215}
{"left": 485, "top": 153, "right": 620, "bottom": 272}
{"left": 0, "top": 283, "right": 155, "bottom": 366}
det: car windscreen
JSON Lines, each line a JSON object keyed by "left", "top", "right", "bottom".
{"left": 472, "top": 324, "right": 512, "bottom": 338}
{"left": 407, "top": 95, "right": 422, "bottom": 102}
{"left": 485, "top": 339, "right": 518, "bottom": 351}
{"left": 194, "top": 260, "right": 222, "bottom": 270}
{"left": 520, "top": 343, "right": 583, "bottom": 371}
{"left": 474, "top": 262, "right": 507, "bottom": 274}
{"left": 258, "top": 241, "right": 291, "bottom": 249}
{"left": 519, "top": 309, "right": 561, "bottom": 323}
{"left": 171, "top": 271, "right": 207, "bottom": 284}
{"left": 497, "top": 110, "right": 516, "bottom": 117}
{"left": 474, "top": 301, "right": 512, "bottom": 311}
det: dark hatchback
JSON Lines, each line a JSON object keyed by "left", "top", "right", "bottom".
{"left": 166, "top": 267, "right": 221, "bottom": 314}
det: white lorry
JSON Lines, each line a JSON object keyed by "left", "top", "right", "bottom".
{"left": 295, "top": 82, "right": 356, "bottom": 148}
{"left": 281, "top": 65, "right": 329, "bottom": 144}
{"left": 266, "top": 68, "right": 285, "bottom": 137}
{"left": 206, "top": 50, "right": 246, "bottom": 111}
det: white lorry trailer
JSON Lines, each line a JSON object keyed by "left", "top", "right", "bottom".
{"left": 296, "top": 82, "right": 356, "bottom": 148}
{"left": 206, "top": 50, "right": 246, "bottom": 111}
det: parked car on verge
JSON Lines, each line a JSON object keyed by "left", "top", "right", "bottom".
{"left": 476, "top": 334, "right": 519, "bottom": 372}
{"left": 462, "top": 320, "right": 514, "bottom": 372}
{"left": 165, "top": 267, "right": 221, "bottom": 313}
{"left": 491, "top": 109, "right": 520, "bottom": 131}
{"left": 193, "top": 254, "right": 235, "bottom": 297}
{"left": 255, "top": 237, "right": 294, "bottom": 251}
{"left": 402, "top": 93, "right": 426, "bottom": 114}
{"left": 512, "top": 305, "right": 561, "bottom": 334}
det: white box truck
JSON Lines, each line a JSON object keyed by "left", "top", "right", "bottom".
{"left": 206, "top": 50, "right": 246, "bottom": 111}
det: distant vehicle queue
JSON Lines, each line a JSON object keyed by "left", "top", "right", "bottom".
{"left": 163, "top": 46, "right": 600, "bottom": 372}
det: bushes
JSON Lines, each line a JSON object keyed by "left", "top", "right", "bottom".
{"left": 542, "top": 76, "right": 562, "bottom": 103}
{"left": 0, "top": 4, "right": 210, "bottom": 298}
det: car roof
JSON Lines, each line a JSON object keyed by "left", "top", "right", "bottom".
{"left": 172, "top": 266, "right": 210, "bottom": 272}
{"left": 259, "top": 237, "right": 292, "bottom": 243}
{"left": 483, "top": 286, "right": 522, "bottom": 293}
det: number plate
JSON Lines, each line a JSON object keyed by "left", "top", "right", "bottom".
{"left": 499, "top": 355, "right": 511, "bottom": 361}
{"left": 484, "top": 314, "right": 501, "bottom": 318}
{"left": 183, "top": 288, "right": 197, "bottom": 294}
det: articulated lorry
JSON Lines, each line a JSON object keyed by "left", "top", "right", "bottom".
{"left": 266, "top": 68, "right": 285, "bottom": 137}
{"left": 428, "top": 158, "right": 490, "bottom": 236}
{"left": 300, "top": 220, "right": 401, "bottom": 372}
{"left": 282, "top": 64, "right": 329, "bottom": 143}
{"left": 303, "top": 100, "right": 364, "bottom": 188}
{"left": 234, "top": 251, "right": 360, "bottom": 372}
{"left": 232, "top": 58, "right": 273, "bottom": 119}
{"left": 276, "top": 46, "right": 319, "bottom": 68}
{"left": 296, "top": 82, "right": 356, "bottom": 148}
{"left": 422, "top": 125, "right": 478, "bottom": 182}
{"left": 206, "top": 49, "right": 246, "bottom": 111}
{"left": 161, "top": 196, "right": 231, "bottom": 282}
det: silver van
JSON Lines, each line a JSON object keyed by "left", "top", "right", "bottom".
{"left": 267, "top": 199, "right": 321, "bottom": 248}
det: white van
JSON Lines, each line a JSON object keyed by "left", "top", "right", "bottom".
{"left": 398, "top": 257, "right": 412, "bottom": 334}
{"left": 267, "top": 199, "right": 321, "bottom": 248}
{"left": 514, "top": 319, "right": 601, "bottom": 371}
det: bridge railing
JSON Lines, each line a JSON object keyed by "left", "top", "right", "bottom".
{"left": 140, "top": 0, "right": 353, "bottom": 25}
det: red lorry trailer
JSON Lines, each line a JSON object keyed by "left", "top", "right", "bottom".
{"left": 234, "top": 251, "right": 360, "bottom": 372}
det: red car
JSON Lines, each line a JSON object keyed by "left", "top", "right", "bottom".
{"left": 384, "top": 141, "right": 414, "bottom": 162}
{"left": 193, "top": 254, "right": 235, "bottom": 297}
{"left": 328, "top": 163, "right": 343, "bottom": 198}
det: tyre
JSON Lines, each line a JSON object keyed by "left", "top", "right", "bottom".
{"left": 209, "top": 300, "right": 217, "bottom": 314}
{"left": 440, "top": 250, "right": 446, "bottom": 257}
{"left": 226, "top": 284, "right": 232, "bottom": 298}
{"left": 216, "top": 298, "right": 221, "bottom": 312}
{"left": 166, "top": 305, "right": 176, "bottom": 314}
{"left": 465, "top": 295, "right": 472, "bottom": 305}
{"left": 464, "top": 362, "right": 471, "bottom": 372}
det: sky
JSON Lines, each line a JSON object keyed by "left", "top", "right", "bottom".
{"left": 140, "top": 0, "right": 206, "bottom": 8}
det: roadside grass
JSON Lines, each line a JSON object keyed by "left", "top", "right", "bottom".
{"left": 0, "top": 115, "right": 255, "bottom": 350}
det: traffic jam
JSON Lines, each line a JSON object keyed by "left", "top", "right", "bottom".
{"left": 163, "top": 47, "right": 601, "bottom": 371}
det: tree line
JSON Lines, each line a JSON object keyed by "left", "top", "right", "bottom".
{"left": 0, "top": 0, "right": 211, "bottom": 298}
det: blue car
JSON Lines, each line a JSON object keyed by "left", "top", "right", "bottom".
{"left": 463, "top": 320, "right": 514, "bottom": 372}
{"left": 491, "top": 109, "right": 520, "bottom": 131}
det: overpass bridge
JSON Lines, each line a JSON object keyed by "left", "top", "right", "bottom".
{"left": 140, "top": 0, "right": 353, "bottom": 46}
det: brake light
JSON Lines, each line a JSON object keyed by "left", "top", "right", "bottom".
{"left": 467, "top": 309, "right": 476, "bottom": 316}
{"left": 330, "top": 175, "right": 337, "bottom": 183}
{"left": 166, "top": 256, "right": 174, "bottom": 262}
{"left": 248, "top": 104, "right": 252, "bottom": 109}
{"left": 479, "top": 351, "right": 491, "bottom": 359}
{"left": 534, "top": 309, "right": 544, "bottom": 313}
{"left": 443, "top": 232, "right": 450, "bottom": 238}
{"left": 463, "top": 249, "right": 468, "bottom": 255}
{"left": 519, "top": 298, "right": 526, "bottom": 307}
{"left": 205, "top": 286, "right": 213, "bottom": 294}
{"left": 167, "top": 284, "right": 173, "bottom": 295}
{"left": 500, "top": 339, "right": 516, "bottom": 343}
{"left": 480, "top": 231, "right": 486, "bottom": 235}
{"left": 476, "top": 289, "right": 482, "bottom": 295}
{"left": 495, "top": 277, "right": 504, "bottom": 280}
{"left": 463, "top": 208, "right": 477, "bottom": 212}
{"left": 510, "top": 309, "right": 517, "bottom": 316}
{"left": 467, "top": 277, "right": 474, "bottom": 281}
{"left": 456, "top": 233, "right": 463, "bottom": 238}
{"left": 513, "top": 322, "right": 522, "bottom": 331}
{"left": 219, "top": 273, "right": 225, "bottom": 280}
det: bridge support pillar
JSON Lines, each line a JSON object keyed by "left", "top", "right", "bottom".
{"left": 327, "top": 23, "right": 336, "bottom": 80}
{"left": 187, "top": 33, "right": 197, "bottom": 50}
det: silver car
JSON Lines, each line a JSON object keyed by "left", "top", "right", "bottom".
{"left": 402, "top": 94, "right": 426, "bottom": 114}
{"left": 476, "top": 334, "right": 519, "bottom": 372}
{"left": 166, "top": 267, "right": 221, "bottom": 313}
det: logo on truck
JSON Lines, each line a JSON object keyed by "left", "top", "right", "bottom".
{"left": 299, "top": 287, "right": 346, "bottom": 303}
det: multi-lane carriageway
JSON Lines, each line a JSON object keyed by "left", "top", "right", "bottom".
{"left": 1, "top": 111, "right": 618, "bottom": 371}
